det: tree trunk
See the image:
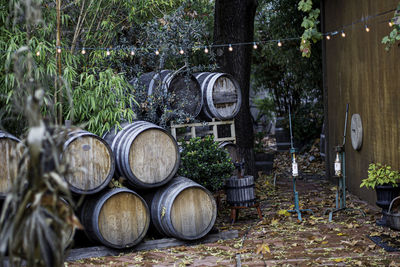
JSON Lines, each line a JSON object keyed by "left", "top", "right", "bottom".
{"left": 214, "top": 0, "right": 258, "bottom": 176}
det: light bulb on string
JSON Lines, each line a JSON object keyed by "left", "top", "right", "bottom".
{"left": 277, "top": 40, "right": 282, "bottom": 47}
{"left": 106, "top": 49, "right": 111, "bottom": 56}
{"left": 253, "top": 42, "right": 258, "bottom": 49}
{"left": 81, "top": 48, "right": 86, "bottom": 55}
{"left": 389, "top": 21, "right": 393, "bottom": 27}
{"left": 179, "top": 47, "right": 184, "bottom": 55}
{"left": 326, "top": 35, "right": 331, "bottom": 40}
{"left": 341, "top": 31, "right": 346, "bottom": 38}
{"left": 302, "top": 39, "right": 306, "bottom": 44}
{"left": 228, "top": 44, "right": 233, "bottom": 52}
{"left": 204, "top": 46, "right": 209, "bottom": 54}
{"left": 36, "top": 50, "right": 40, "bottom": 56}
{"left": 365, "top": 25, "right": 370, "bottom": 32}
{"left": 130, "top": 49, "right": 135, "bottom": 56}
{"left": 155, "top": 49, "right": 160, "bottom": 56}
{"left": 57, "top": 47, "right": 61, "bottom": 54}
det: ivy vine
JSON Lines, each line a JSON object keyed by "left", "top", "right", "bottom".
{"left": 382, "top": 3, "right": 400, "bottom": 51}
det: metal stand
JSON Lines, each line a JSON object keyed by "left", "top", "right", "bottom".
{"left": 324, "top": 146, "right": 365, "bottom": 221}
{"left": 324, "top": 104, "right": 365, "bottom": 221}
{"left": 287, "top": 148, "right": 314, "bottom": 221}
{"left": 286, "top": 107, "right": 313, "bottom": 222}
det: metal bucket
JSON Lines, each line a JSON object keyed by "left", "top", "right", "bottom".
{"left": 386, "top": 196, "right": 400, "bottom": 230}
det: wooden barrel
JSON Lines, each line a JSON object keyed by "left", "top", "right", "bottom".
{"left": 103, "top": 121, "right": 180, "bottom": 189}
{"left": 218, "top": 141, "right": 240, "bottom": 163}
{"left": 194, "top": 72, "right": 242, "bottom": 120}
{"left": 135, "top": 70, "right": 203, "bottom": 117}
{"left": 225, "top": 175, "right": 256, "bottom": 207}
{"left": 0, "top": 130, "right": 22, "bottom": 199}
{"left": 80, "top": 188, "right": 150, "bottom": 249}
{"left": 62, "top": 130, "right": 115, "bottom": 195}
{"left": 150, "top": 176, "right": 217, "bottom": 240}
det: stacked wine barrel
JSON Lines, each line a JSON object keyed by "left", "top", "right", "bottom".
{"left": 0, "top": 130, "right": 22, "bottom": 199}
{"left": 133, "top": 70, "right": 203, "bottom": 118}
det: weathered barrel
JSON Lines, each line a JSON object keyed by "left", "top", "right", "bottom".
{"left": 150, "top": 176, "right": 217, "bottom": 240}
{"left": 194, "top": 72, "right": 242, "bottom": 120}
{"left": 218, "top": 141, "right": 240, "bottom": 163}
{"left": 80, "top": 188, "right": 150, "bottom": 249}
{"left": 0, "top": 130, "right": 22, "bottom": 199}
{"left": 103, "top": 121, "right": 180, "bottom": 189}
{"left": 135, "top": 70, "right": 203, "bottom": 117}
{"left": 62, "top": 130, "right": 115, "bottom": 195}
{"left": 225, "top": 175, "right": 256, "bottom": 207}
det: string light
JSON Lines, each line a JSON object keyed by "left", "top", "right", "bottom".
{"left": 81, "top": 48, "right": 86, "bottom": 55}
{"left": 341, "top": 31, "right": 346, "bottom": 38}
{"left": 365, "top": 25, "right": 370, "bottom": 32}
{"left": 57, "top": 47, "right": 61, "bottom": 54}
{"left": 155, "top": 49, "right": 160, "bottom": 55}
{"left": 326, "top": 35, "right": 331, "bottom": 40}
{"left": 106, "top": 49, "right": 111, "bottom": 56}
{"left": 253, "top": 42, "right": 258, "bottom": 49}
{"left": 204, "top": 46, "right": 209, "bottom": 54}
{"left": 130, "top": 49, "right": 135, "bottom": 56}
{"left": 277, "top": 40, "right": 282, "bottom": 47}
{"left": 179, "top": 47, "right": 184, "bottom": 55}
{"left": 302, "top": 39, "right": 306, "bottom": 44}
{"left": 36, "top": 51, "right": 40, "bottom": 56}
{"left": 389, "top": 21, "right": 393, "bottom": 27}
{"left": 228, "top": 44, "right": 233, "bottom": 52}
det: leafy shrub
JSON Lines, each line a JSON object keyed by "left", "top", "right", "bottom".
{"left": 178, "top": 136, "right": 235, "bottom": 192}
{"left": 360, "top": 163, "right": 400, "bottom": 189}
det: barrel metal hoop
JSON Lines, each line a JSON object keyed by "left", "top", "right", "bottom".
{"left": 225, "top": 184, "right": 255, "bottom": 189}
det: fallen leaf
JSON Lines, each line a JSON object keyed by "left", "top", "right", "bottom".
{"left": 256, "top": 243, "right": 271, "bottom": 254}
{"left": 277, "top": 209, "right": 290, "bottom": 216}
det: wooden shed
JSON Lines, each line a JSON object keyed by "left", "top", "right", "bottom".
{"left": 322, "top": 0, "right": 400, "bottom": 204}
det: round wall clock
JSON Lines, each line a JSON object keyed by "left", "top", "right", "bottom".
{"left": 350, "top": 113, "right": 363, "bottom": 150}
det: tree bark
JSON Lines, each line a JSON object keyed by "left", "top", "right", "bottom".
{"left": 214, "top": 0, "right": 258, "bottom": 176}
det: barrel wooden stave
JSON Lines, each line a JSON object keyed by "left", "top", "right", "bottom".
{"left": 80, "top": 188, "right": 150, "bottom": 249}
{"left": 150, "top": 176, "right": 217, "bottom": 240}
{"left": 195, "top": 72, "right": 242, "bottom": 120}
{"left": 225, "top": 175, "right": 256, "bottom": 207}
{"left": 63, "top": 130, "right": 115, "bottom": 195}
{"left": 0, "top": 131, "right": 22, "bottom": 199}
{"left": 103, "top": 121, "right": 180, "bottom": 189}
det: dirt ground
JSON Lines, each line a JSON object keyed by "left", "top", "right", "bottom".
{"left": 66, "top": 152, "right": 400, "bottom": 267}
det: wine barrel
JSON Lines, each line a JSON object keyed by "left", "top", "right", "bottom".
{"left": 62, "top": 130, "right": 115, "bottom": 195}
{"left": 0, "top": 131, "right": 22, "bottom": 199}
{"left": 80, "top": 188, "right": 150, "bottom": 249}
{"left": 150, "top": 176, "right": 217, "bottom": 240}
{"left": 194, "top": 72, "right": 242, "bottom": 120}
{"left": 218, "top": 141, "right": 240, "bottom": 163}
{"left": 225, "top": 175, "right": 256, "bottom": 207}
{"left": 103, "top": 121, "right": 180, "bottom": 189}
{"left": 134, "top": 70, "right": 203, "bottom": 117}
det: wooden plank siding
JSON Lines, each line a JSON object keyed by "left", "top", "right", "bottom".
{"left": 323, "top": 0, "right": 400, "bottom": 204}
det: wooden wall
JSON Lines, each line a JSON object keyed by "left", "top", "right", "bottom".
{"left": 323, "top": 0, "right": 400, "bottom": 204}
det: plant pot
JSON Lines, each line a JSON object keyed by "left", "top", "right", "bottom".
{"left": 375, "top": 184, "right": 400, "bottom": 226}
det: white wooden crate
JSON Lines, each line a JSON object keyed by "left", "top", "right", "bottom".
{"left": 170, "top": 119, "right": 236, "bottom": 144}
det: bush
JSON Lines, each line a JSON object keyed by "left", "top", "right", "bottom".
{"left": 178, "top": 136, "right": 235, "bottom": 192}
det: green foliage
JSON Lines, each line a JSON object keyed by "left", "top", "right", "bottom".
{"left": 254, "top": 95, "right": 275, "bottom": 123}
{"left": 178, "top": 136, "right": 235, "bottom": 192}
{"left": 382, "top": 4, "right": 400, "bottom": 51}
{"left": 254, "top": 131, "right": 267, "bottom": 153}
{"left": 253, "top": 0, "right": 323, "bottom": 146}
{"left": 0, "top": 1, "right": 77, "bottom": 266}
{"left": 298, "top": 0, "right": 322, "bottom": 57}
{"left": 360, "top": 163, "right": 400, "bottom": 189}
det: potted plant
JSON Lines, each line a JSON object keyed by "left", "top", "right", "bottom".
{"left": 360, "top": 163, "right": 400, "bottom": 226}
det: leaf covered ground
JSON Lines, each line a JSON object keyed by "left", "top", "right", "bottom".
{"left": 66, "top": 151, "right": 400, "bottom": 266}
